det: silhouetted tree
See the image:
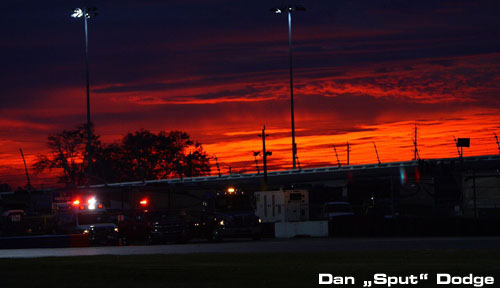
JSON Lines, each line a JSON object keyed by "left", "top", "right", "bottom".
{"left": 180, "top": 144, "right": 211, "bottom": 177}
{"left": 92, "top": 143, "right": 129, "bottom": 183}
{"left": 116, "top": 130, "right": 211, "bottom": 181}
{"left": 34, "top": 126, "right": 211, "bottom": 185}
{"left": 33, "top": 123, "right": 99, "bottom": 187}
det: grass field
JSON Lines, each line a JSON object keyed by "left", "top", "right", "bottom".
{"left": 1, "top": 250, "right": 499, "bottom": 287}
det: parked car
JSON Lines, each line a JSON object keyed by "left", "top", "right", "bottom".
{"left": 193, "top": 190, "right": 262, "bottom": 241}
{"left": 323, "top": 202, "right": 355, "bottom": 220}
{"left": 147, "top": 211, "right": 192, "bottom": 244}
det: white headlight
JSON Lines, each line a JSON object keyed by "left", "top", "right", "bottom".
{"left": 88, "top": 197, "right": 96, "bottom": 210}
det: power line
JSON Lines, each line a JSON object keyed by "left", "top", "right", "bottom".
{"left": 332, "top": 144, "right": 341, "bottom": 167}
{"left": 19, "top": 148, "right": 32, "bottom": 190}
{"left": 346, "top": 142, "right": 350, "bottom": 166}
{"left": 252, "top": 151, "right": 261, "bottom": 174}
{"left": 373, "top": 142, "right": 381, "bottom": 165}
{"left": 494, "top": 133, "right": 500, "bottom": 154}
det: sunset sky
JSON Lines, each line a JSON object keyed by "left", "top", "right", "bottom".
{"left": 1, "top": 0, "right": 499, "bottom": 188}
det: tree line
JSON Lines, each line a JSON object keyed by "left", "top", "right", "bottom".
{"left": 33, "top": 124, "right": 211, "bottom": 187}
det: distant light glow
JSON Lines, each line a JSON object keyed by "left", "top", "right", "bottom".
{"left": 415, "top": 167, "right": 421, "bottom": 183}
{"left": 72, "top": 200, "right": 80, "bottom": 205}
{"left": 71, "top": 8, "right": 83, "bottom": 18}
{"left": 275, "top": 8, "right": 282, "bottom": 14}
{"left": 140, "top": 198, "right": 148, "bottom": 206}
{"left": 227, "top": 187, "right": 235, "bottom": 193}
{"left": 399, "top": 167, "right": 406, "bottom": 184}
{"left": 88, "top": 196, "right": 96, "bottom": 210}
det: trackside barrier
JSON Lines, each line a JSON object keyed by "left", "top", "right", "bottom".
{"left": 85, "top": 154, "right": 500, "bottom": 189}
{"left": 275, "top": 221, "right": 329, "bottom": 238}
{"left": 69, "top": 234, "right": 90, "bottom": 247}
{"left": 327, "top": 217, "right": 500, "bottom": 237}
{"left": 0, "top": 234, "right": 90, "bottom": 249}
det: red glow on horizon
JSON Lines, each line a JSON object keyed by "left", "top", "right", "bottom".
{"left": 0, "top": 53, "right": 499, "bottom": 188}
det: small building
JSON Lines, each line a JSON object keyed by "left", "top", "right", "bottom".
{"left": 254, "top": 189, "right": 309, "bottom": 223}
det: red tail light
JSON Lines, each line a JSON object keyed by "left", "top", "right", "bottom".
{"left": 139, "top": 199, "right": 148, "bottom": 206}
{"left": 73, "top": 200, "right": 80, "bottom": 205}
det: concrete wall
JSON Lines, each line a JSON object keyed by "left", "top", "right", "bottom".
{"left": 274, "top": 221, "right": 328, "bottom": 238}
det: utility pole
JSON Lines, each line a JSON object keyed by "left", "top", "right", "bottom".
{"left": 253, "top": 151, "right": 261, "bottom": 174}
{"left": 295, "top": 147, "right": 301, "bottom": 171}
{"left": 453, "top": 137, "right": 461, "bottom": 158}
{"left": 346, "top": 142, "right": 350, "bottom": 166}
{"left": 373, "top": 142, "right": 381, "bottom": 165}
{"left": 494, "top": 133, "right": 500, "bottom": 154}
{"left": 19, "top": 148, "right": 32, "bottom": 190}
{"left": 258, "top": 126, "right": 272, "bottom": 183}
{"left": 332, "top": 144, "right": 341, "bottom": 167}
{"left": 213, "top": 155, "right": 221, "bottom": 177}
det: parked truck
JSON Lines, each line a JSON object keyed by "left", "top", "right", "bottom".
{"left": 192, "top": 188, "right": 262, "bottom": 241}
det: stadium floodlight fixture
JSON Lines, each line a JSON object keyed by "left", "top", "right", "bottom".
{"left": 270, "top": 5, "right": 306, "bottom": 14}
{"left": 71, "top": 8, "right": 84, "bottom": 18}
{"left": 71, "top": 7, "right": 98, "bottom": 19}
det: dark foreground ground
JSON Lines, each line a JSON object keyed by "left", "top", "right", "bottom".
{"left": 1, "top": 249, "right": 499, "bottom": 288}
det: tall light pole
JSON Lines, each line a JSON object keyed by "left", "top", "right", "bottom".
{"left": 71, "top": 7, "right": 98, "bottom": 186}
{"left": 271, "top": 4, "right": 305, "bottom": 170}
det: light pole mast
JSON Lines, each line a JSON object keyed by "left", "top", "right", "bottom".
{"left": 271, "top": 4, "right": 305, "bottom": 170}
{"left": 71, "top": 7, "right": 98, "bottom": 186}
{"left": 84, "top": 10, "right": 92, "bottom": 187}
{"left": 287, "top": 8, "right": 296, "bottom": 170}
